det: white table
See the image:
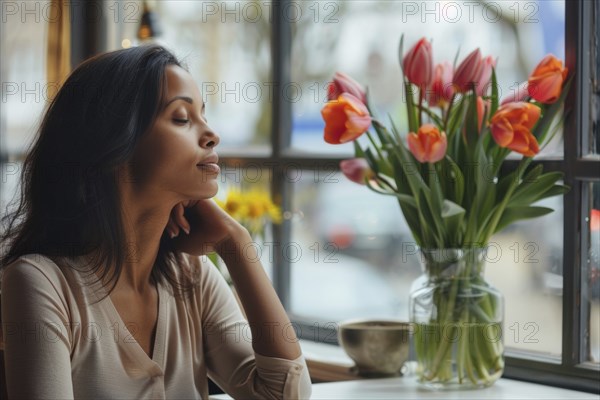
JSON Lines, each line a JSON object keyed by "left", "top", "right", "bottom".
{"left": 210, "top": 340, "right": 598, "bottom": 399}
{"left": 210, "top": 375, "right": 599, "bottom": 399}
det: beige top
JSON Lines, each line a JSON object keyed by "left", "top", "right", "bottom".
{"left": 1, "top": 253, "right": 312, "bottom": 399}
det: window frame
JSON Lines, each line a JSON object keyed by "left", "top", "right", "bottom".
{"left": 250, "top": 0, "right": 599, "bottom": 393}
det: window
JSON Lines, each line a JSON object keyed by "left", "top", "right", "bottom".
{"left": 0, "top": 0, "right": 598, "bottom": 392}
{"left": 0, "top": 0, "right": 49, "bottom": 213}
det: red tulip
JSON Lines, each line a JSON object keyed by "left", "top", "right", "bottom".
{"left": 501, "top": 82, "right": 529, "bottom": 105}
{"left": 403, "top": 37, "right": 433, "bottom": 89}
{"left": 427, "top": 61, "right": 454, "bottom": 107}
{"left": 327, "top": 71, "right": 367, "bottom": 104}
{"left": 490, "top": 102, "right": 541, "bottom": 157}
{"left": 476, "top": 55, "right": 496, "bottom": 96}
{"left": 322, "top": 93, "right": 372, "bottom": 144}
{"left": 407, "top": 124, "right": 447, "bottom": 163}
{"left": 528, "top": 54, "right": 568, "bottom": 104}
{"left": 340, "top": 158, "right": 373, "bottom": 185}
{"left": 453, "top": 48, "right": 483, "bottom": 93}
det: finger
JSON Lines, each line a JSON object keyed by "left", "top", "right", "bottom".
{"left": 166, "top": 219, "right": 179, "bottom": 238}
{"left": 174, "top": 203, "right": 191, "bottom": 234}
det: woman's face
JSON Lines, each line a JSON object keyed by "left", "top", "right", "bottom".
{"left": 127, "top": 65, "right": 221, "bottom": 202}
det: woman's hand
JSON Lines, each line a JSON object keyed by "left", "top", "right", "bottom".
{"left": 166, "top": 199, "right": 249, "bottom": 256}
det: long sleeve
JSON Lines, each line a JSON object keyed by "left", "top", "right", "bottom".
{"left": 198, "top": 256, "right": 312, "bottom": 399}
{"left": 1, "top": 259, "right": 75, "bottom": 399}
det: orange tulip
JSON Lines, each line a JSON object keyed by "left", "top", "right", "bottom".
{"left": 527, "top": 54, "right": 568, "bottom": 104}
{"left": 322, "top": 93, "right": 372, "bottom": 144}
{"left": 407, "top": 124, "right": 447, "bottom": 163}
{"left": 340, "top": 158, "right": 373, "bottom": 185}
{"left": 490, "top": 102, "right": 541, "bottom": 157}
{"left": 453, "top": 48, "right": 483, "bottom": 93}
{"left": 403, "top": 37, "right": 433, "bottom": 89}
{"left": 327, "top": 71, "right": 367, "bottom": 104}
{"left": 427, "top": 61, "right": 454, "bottom": 107}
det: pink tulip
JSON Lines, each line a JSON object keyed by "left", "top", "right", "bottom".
{"left": 340, "top": 158, "right": 373, "bottom": 185}
{"left": 403, "top": 38, "right": 433, "bottom": 89}
{"left": 501, "top": 82, "right": 529, "bottom": 105}
{"left": 327, "top": 71, "right": 367, "bottom": 104}
{"left": 427, "top": 61, "right": 454, "bottom": 107}
{"left": 407, "top": 124, "right": 447, "bottom": 163}
{"left": 453, "top": 48, "right": 483, "bottom": 93}
{"left": 476, "top": 56, "right": 496, "bottom": 96}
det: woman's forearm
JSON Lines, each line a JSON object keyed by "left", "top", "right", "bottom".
{"left": 216, "top": 227, "right": 302, "bottom": 360}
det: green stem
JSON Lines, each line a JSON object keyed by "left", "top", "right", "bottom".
{"left": 366, "top": 130, "right": 385, "bottom": 161}
{"left": 482, "top": 157, "right": 532, "bottom": 242}
{"left": 443, "top": 93, "right": 457, "bottom": 131}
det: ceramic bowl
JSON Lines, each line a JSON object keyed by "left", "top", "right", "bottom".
{"left": 338, "top": 319, "right": 411, "bottom": 377}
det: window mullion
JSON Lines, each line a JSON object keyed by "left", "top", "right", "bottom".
{"left": 270, "top": 0, "right": 293, "bottom": 309}
{"left": 563, "top": 0, "right": 587, "bottom": 370}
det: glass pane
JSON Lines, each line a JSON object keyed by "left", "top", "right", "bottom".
{"left": 289, "top": 170, "right": 422, "bottom": 321}
{"left": 585, "top": 0, "right": 599, "bottom": 156}
{"left": 291, "top": 0, "right": 565, "bottom": 157}
{"left": 215, "top": 166, "right": 275, "bottom": 281}
{"left": 0, "top": 1, "right": 48, "bottom": 155}
{"left": 487, "top": 195, "right": 563, "bottom": 360}
{"left": 0, "top": 161, "right": 23, "bottom": 228}
{"left": 107, "top": 0, "right": 272, "bottom": 152}
{"left": 583, "top": 181, "right": 600, "bottom": 364}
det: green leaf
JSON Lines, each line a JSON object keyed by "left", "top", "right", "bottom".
{"left": 490, "top": 67, "right": 499, "bottom": 117}
{"left": 522, "top": 164, "right": 543, "bottom": 184}
{"left": 494, "top": 206, "right": 554, "bottom": 235}
{"left": 363, "top": 147, "right": 380, "bottom": 174}
{"left": 404, "top": 79, "right": 419, "bottom": 133}
{"left": 444, "top": 155, "right": 465, "bottom": 206}
{"left": 418, "top": 189, "right": 442, "bottom": 247}
{"left": 428, "top": 163, "right": 446, "bottom": 242}
{"left": 533, "top": 75, "right": 573, "bottom": 145}
{"left": 447, "top": 95, "right": 467, "bottom": 138}
{"left": 510, "top": 171, "right": 564, "bottom": 205}
{"left": 398, "top": 34, "right": 405, "bottom": 73}
{"left": 353, "top": 140, "right": 365, "bottom": 158}
{"left": 441, "top": 200, "right": 466, "bottom": 246}
{"left": 464, "top": 92, "right": 480, "bottom": 146}
{"left": 418, "top": 105, "right": 444, "bottom": 128}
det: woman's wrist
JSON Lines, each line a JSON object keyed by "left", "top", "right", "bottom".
{"left": 214, "top": 224, "right": 253, "bottom": 262}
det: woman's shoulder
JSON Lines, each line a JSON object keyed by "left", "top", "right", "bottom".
{"left": 3, "top": 253, "right": 65, "bottom": 282}
{"left": 2, "top": 253, "right": 89, "bottom": 299}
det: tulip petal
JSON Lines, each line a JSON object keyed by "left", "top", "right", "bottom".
{"left": 491, "top": 117, "right": 514, "bottom": 147}
{"left": 407, "top": 133, "right": 427, "bottom": 163}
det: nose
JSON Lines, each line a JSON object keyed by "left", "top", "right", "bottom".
{"left": 200, "top": 127, "right": 220, "bottom": 149}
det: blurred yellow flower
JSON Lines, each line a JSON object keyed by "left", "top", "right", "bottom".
{"left": 216, "top": 189, "right": 282, "bottom": 239}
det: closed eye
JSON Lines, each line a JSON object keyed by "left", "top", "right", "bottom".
{"left": 173, "top": 118, "right": 189, "bottom": 125}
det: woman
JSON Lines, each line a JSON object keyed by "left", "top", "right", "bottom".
{"left": 0, "top": 45, "right": 312, "bottom": 399}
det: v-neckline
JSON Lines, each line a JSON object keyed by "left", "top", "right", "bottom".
{"left": 74, "top": 256, "right": 167, "bottom": 375}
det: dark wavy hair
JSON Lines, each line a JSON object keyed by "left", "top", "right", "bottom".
{"left": 0, "top": 44, "right": 196, "bottom": 300}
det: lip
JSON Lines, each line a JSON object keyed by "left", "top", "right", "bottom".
{"left": 196, "top": 153, "right": 220, "bottom": 174}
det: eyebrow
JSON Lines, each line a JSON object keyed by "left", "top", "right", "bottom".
{"left": 163, "top": 95, "right": 206, "bottom": 113}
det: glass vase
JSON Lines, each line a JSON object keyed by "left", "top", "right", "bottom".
{"left": 409, "top": 248, "right": 504, "bottom": 389}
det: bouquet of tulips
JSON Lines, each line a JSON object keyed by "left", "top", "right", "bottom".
{"left": 321, "top": 36, "right": 571, "bottom": 386}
